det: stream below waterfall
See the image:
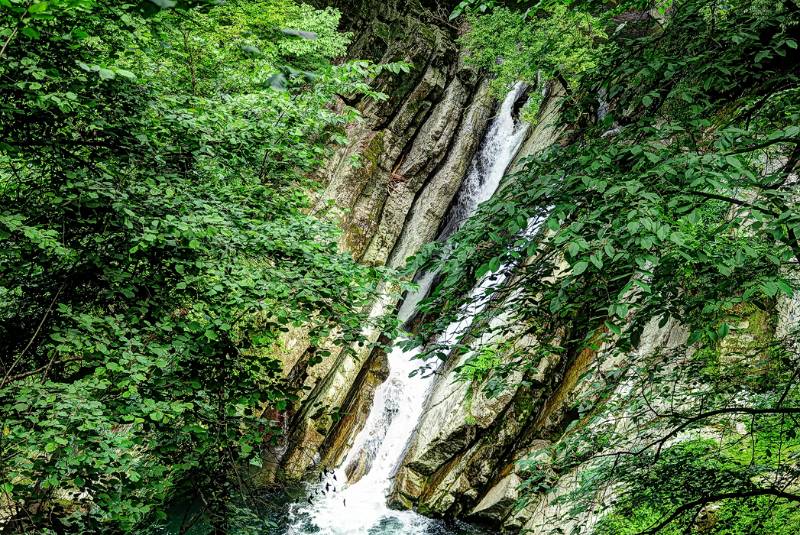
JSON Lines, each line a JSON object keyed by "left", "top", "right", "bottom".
{"left": 279, "top": 84, "right": 530, "bottom": 535}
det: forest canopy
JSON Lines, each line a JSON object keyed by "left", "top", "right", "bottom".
{"left": 0, "top": 0, "right": 397, "bottom": 531}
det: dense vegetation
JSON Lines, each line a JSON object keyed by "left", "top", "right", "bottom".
{"left": 0, "top": 1, "right": 397, "bottom": 532}
{"left": 409, "top": 0, "right": 800, "bottom": 532}
{"left": 4, "top": 0, "right": 800, "bottom": 533}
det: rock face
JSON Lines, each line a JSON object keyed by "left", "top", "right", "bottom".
{"left": 270, "top": 0, "right": 498, "bottom": 482}
{"left": 388, "top": 88, "right": 570, "bottom": 518}
{"left": 313, "top": 1, "right": 493, "bottom": 269}
{"left": 270, "top": 4, "right": 799, "bottom": 533}
{"left": 389, "top": 288, "right": 790, "bottom": 532}
{"left": 385, "top": 259, "right": 796, "bottom": 533}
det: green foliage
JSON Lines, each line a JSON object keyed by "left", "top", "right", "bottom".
{"left": 449, "top": 0, "right": 530, "bottom": 20}
{"left": 595, "top": 439, "right": 800, "bottom": 535}
{"left": 459, "top": 5, "right": 605, "bottom": 108}
{"left": 417, "top": 0, "right": 800, "bottom": 531}
{"left": 534, "top": 310, "right": 800, "bottom": 533}
{"left": 0, "top": 0, "right": 400, "bottom": 531}
{"left": 457, "top": 343, "right": 505, "bottom": 383}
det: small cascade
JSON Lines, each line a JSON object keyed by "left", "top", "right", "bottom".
{"left": 285, "top": 83, "right": 530, "bottom": 535}
{"left": 396, "top": 82, "right": 530, "bottom": 322}
{"left": 438, "top": 82, "right": 529, "bottom": 240}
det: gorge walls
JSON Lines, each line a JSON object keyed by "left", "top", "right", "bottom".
{"left": 272, "top": 3, "right": 800, "bottom": 534}
{"left": 270, "top": 0, "right": 499, "bottom": 483}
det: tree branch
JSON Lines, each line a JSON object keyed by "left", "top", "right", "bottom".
{"left": 641, "top": 488, "right": 800, "bottom": 534}
{"left": 1, "top": 284, "right": 65, "bottom": 388}
{"left": 685, "top": 190, "right": 779, "bottom": 216}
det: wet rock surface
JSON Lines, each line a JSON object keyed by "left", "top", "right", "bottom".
{"left": 270, "top": 0, "right": 497, "bottom": 486}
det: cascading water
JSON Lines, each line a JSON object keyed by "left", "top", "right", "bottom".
{"left": 284, "top": 83, "right": 530, "bottom": 535}
{"left": 438, "top": 83, "right": 529, "bottom": 239}
{"left": 396, "top": 82, "right": 530, "bottom": 321}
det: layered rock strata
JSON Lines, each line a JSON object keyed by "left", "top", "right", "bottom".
{"left": 271, "top": 0, "right": 498, "bottom": 482}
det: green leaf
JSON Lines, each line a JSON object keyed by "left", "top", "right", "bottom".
{"left": 717, "top": 323, "right": 729, "bottom": 338}
{"left": 776, "top": 279, "right": 794, "bottom": 297}
{"left": 687, "top": 330, "right": 703, "bottom": 345}
{"left": 21, "top": 27, "right": 40, "bottom": 39}
{"left": 98, "top": 68, "right": 115, "bottom": 81}
{"left": 725, "top": 155, "right": 744, "bottom": 170}
{"left": 28, "top": 2, "right": 48, "bottom": 14}
{"left": 762, "top": 281, "right": 778, "bottom": 297}
{"left": 604, "top": 320, "right": 622, "bottom": 336}
{"left": 572, "top": 261, "right": 589, "bottom": 276}
{"left": 115, "top": 68, "right": 136, "bottom": 80}
{"left": 567, "top": 242, "right": 580, "bottom": 257}
{"left": 633, "top": 279, "right": 652, "bottom": 294}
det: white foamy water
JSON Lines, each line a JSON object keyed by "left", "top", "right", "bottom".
{"left": 438, "top": 82, "right": 529, "bottom": 239}
{"left": 285, "top": 83, "right": 530, "bottom": 535}
{"left": 396, "top": 82, "right": 529, "bottom": 323}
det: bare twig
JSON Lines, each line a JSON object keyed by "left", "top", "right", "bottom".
{"left": 1, "top": 283, "right": 65, "bottom": 388}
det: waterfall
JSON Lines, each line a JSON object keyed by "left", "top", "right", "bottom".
{"left": 395, "top": 82, "right": 530, "bottom": 322}
{"left": 285, "top": 83, "right": 529, "bottom": 535}
{"left": 438, "top": 82, "right": 529, "bottom": 240}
